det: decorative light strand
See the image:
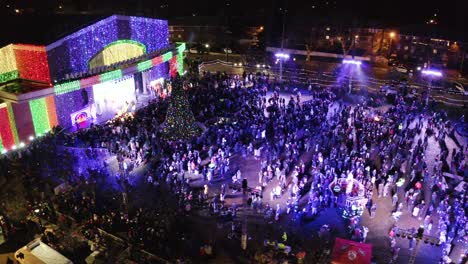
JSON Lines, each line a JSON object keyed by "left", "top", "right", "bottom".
{"left": 162, "top": 51, "right": 173, "bottom": 62}
{"left": 137, "top": 59, "right": 153, "bottom": 72}
{"left": 99, "top": 69, "right": 122, "bottom": 82}
{"left": 54, "top": 80, "right": 81, "bottom": 95}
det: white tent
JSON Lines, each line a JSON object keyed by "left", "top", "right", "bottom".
{"left": 15, "top": 239, "right": 73, "bottom": 264}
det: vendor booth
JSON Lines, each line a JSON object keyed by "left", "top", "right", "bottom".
{"left": 331, "top": 237, "right": 372, "bottom": 264}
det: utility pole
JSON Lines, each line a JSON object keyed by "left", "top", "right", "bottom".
{"left": 460, "top": 50, "right": 465, "bottom": 77}
{"left": 241, "top": 178, "right": 248, "bottom": 250}
{"left": 279, "top": 17, "right": 285, "bottom": 82}
{"left": 396, "top": 227, "right": 439, "bottom": 264}
{"left": 408, "top": 227, "right": 424, "bottom": 264}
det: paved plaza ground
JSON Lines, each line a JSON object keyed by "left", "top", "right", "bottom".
{"left": 85, "top": 90, "right": 467, "bottom": 263}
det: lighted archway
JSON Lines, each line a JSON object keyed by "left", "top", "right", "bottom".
{"left": 88, "top": 40, "right": 147, "bottom": 70}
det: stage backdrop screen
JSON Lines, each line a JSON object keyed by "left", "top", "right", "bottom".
{"left": 92, "top": 75, "right": 136, "bottom": 121}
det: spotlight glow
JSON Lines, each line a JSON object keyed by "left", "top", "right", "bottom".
{"left": 1, "top": 149, "right": 7, "bottom": 154}
{"left": 275, "top": 53, "right": 290, "bottom": 59}
{"left": 342, "top": 59, "right": 362, "bottom": 66}
{"left": 421, "top": 69, "right": 442, "bottom": 77}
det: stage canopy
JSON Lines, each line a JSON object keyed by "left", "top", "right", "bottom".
{"left": 331, "top": 237, "right": 372, "bottom": 264}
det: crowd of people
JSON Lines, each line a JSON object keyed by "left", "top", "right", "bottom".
{"left": 0, "top": 69, "right": 466, "bottom": 263}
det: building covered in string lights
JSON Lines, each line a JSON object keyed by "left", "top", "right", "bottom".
{"left": 0, "top": 15, "right": 185, "bottom": 153}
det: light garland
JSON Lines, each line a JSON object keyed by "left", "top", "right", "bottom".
{"left": 54, "top": 80, "right": 81, "bottom": 95}
{"left": 99, "top": 69, "right": 122, "bottom": 82}
{"left": 137, "top": 59, "right": 153, "bottom": 72}
{"left": 162, "top": 51, "right": 173, "bottom": 62}
{"left": 52, "top": 43, "right": 185, "bottom": 95}
{"left": 29, "top": 98, "right": 51, "bottom": 136}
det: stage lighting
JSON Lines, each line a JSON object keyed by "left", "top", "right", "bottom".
{"left": 275, "top": 53, "right": 290, "bottom": 60}
{"left": 342, "top": 59, "right": 362, "bottom": 66}
{"left": 421, "top": 69, "right": 442, "bottom": 77}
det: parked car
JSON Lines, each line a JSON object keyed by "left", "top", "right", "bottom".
{"left": 380, "top": 85, "right": 398, "bottom": 96}
{"left": 394, "top": 65, "right": 409, "bottom": 74}
{"left": 448, "top": 82, "right": 468, "bottom": 96}
{"left": 189, "top": 48, "right": 199, "bottom": 54}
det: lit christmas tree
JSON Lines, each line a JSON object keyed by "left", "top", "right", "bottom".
{"left": 163, "top": 75, "right": 201, "bottom": 141}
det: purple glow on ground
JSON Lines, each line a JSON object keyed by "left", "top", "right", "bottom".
{"left": 342, "top": 59, "right": 362, "bottom": 66}
{"left": 421, "top": 69, "right": 442, "bottom": 77}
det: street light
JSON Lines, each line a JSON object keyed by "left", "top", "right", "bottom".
{"left": 342, "top": 59, "right": 362, "bottom": 66}
{"left": 421, "top": 69, "right": 443, "bottom": 77}
{"left": 421, "top": 69, "right": 443, "bottom": 107}
{"left": 275, "top": 53, "right": 290, "bottom": 59}
{"left": 205, "top": 43, "right": 209, "bottom": 48}
{"left": 388, "top": 32, "right": 396, "bottom": 58}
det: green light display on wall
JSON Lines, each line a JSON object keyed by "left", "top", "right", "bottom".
{"left": 29, "top": 98, "right": 51, "bottom": 136}
{"left": 0, "top": 70, "right": 19, "bottom": 83}
{"left": 99, "top": 69, "right": 122, "bottom": 82}
{"left": 137, "top": 60, "right": 152, "bottom": 72}
{"left": 162, "top": 52, "right": 173, "bottom": 62}
{"left": 177, "top": 42, "right": 186, "bottom": 54}
{"left": 54, "top": 80, "right": 81, "bottom": 95}
{"left": 0, "top": 135, "right": 4, "bottom": 153}
{"left": 177, "top": 53, "right": 184, "bottom": 75}
{"left": 6, "top": 103, "right": 19, "bottom": 145}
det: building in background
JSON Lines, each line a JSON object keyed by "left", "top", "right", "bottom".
{"left": 0, "top": 15, "right": 185, "bottom": 153}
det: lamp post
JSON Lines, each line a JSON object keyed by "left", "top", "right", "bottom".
{"left": 352, "top": 35, "right": 359, "bottom": 59}
{"left": 388, "top": 32, "right": 396, "bottom": 58}
{"left": 275, "top": 53, "right": 290, "bottom": 82}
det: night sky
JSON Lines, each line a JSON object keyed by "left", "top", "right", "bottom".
{"left": 1, "top": 0, "right": 466, "bottom": 45}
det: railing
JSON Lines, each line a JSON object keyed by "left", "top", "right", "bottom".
{"left": 199, "top": 60, "right": 467, "bottom": 107}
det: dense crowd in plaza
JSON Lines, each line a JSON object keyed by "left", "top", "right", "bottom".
{"left": 0, "top": 69, "right": 466, "bottom": 263}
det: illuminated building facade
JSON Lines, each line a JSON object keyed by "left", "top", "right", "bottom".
{"left": 0, "top": 15, "right": 185, "bottom": 153}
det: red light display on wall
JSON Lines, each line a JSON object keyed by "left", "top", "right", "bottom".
{"left": 14, "top": 45, "right": 51, "bottom": 84}
{"left": 0, "top": 105, "right": 16, "bottom": 149}
{"left": 169, "top": 56, "right": 178, "bottom": 78}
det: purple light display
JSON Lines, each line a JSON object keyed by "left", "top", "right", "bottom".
{"left": 47, "top": 15, "right": 169, "bottom": 82}
{"left": 147, "top": 61, "right": 169, "bottom": 81}
{"left": 54, "top": 87, "right": 94, "bottom": 129}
